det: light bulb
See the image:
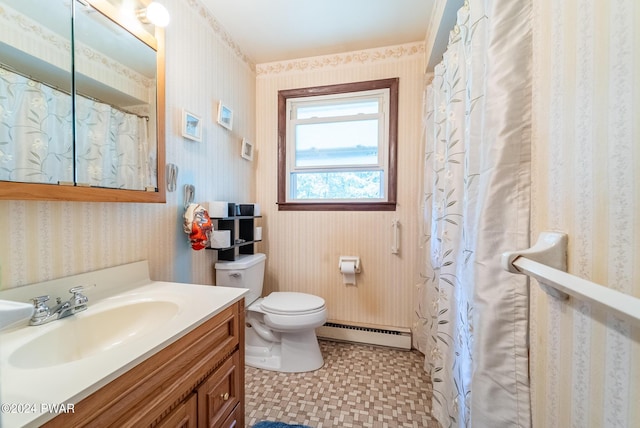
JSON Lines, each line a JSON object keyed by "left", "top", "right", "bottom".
{"left": 137, "top": 2, "right": 170, "bottom": 27}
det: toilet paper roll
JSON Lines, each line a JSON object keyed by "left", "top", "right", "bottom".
{"left": 340, "top": 261, "right": 356, "bottom": 285}
{"left": 207, "top": 201, "right": 228, "bottom": 218}
{"left": 211, "top": 230, "right": 231, "bottom": 248}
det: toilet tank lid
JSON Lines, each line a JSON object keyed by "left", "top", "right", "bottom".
{"left": 215, "top": 253, "right": 266, "bottom": 270}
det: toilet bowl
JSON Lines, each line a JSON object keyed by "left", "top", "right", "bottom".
{"left": 215, "top": 253, "right": 327, "bottom": 372}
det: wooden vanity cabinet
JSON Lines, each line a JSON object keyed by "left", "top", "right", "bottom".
{"left": 43, "top": 299, "right": 245, "bottom": 428}
{"left": 156, "top": 394, "right": 198, "bottom": 428}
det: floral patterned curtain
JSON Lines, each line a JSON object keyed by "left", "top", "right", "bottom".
{"left": 76, "top": 96, "right": 154, "bottom": 190}
{"left": 0, "top": 67, "right": 153, "bottom": 190}
{"left": 414, "top": 1, "right": 533, "bottom": 426}
{"left": 0, "top": 68, "right": 73, "bottom": 183}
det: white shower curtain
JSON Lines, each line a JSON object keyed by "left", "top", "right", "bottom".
{"left": 415, "top": 0, "right": 532, "bottom": 426}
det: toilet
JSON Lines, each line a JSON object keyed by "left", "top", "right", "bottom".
{"left": 215, "top": 253, "right": 327, "bottom": 373}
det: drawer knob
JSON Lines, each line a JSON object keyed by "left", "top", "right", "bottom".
{"left": 221, "top": 392, "right": 230, "bottom": 401}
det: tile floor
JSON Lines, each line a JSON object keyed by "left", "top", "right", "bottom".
{"left": 245, "top": 340, "right": 439, "bottom": 428}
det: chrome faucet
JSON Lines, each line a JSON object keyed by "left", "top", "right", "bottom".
{"left": 29, "top": 285, "right": 93, "bottom": 326}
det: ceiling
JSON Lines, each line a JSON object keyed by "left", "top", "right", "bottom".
{"left": 199, "top": 0, "right": 435, "bottom": 64}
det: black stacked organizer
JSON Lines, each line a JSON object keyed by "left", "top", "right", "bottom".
{"left": 208, "top": 203, "right": 261, "bottom": 261}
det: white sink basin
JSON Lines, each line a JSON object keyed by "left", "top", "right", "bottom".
{"left": 9, "top": 300, "right": 179, "bottom": 369}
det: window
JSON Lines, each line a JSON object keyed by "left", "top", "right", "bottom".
{"left": 277, "top": 78, "right": 398, "bottom": 211}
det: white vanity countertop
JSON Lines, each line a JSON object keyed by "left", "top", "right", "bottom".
{"left": 0, "top": 261, "right": 248, "bottom": 428}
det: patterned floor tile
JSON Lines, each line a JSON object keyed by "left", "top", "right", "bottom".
{"left": 245, "top": 340, "right": 439, "bottom": 428}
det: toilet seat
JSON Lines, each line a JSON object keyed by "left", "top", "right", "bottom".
{"left": 260, "top": 292, "right": 325, "bottom": 315}
{"left": 248, "top": 292, "right": 328, "bottom": 333}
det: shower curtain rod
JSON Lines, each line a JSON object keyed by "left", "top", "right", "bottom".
{"left": 0, "top": 62, "right": 150, "bottom": 120}
{"left": 502, "top": 232, "right": 640, "bottom": 326}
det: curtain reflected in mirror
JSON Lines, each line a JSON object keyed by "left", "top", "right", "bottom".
{"left": 0, "top": 68, "right": 74, "bottom": 183}
{"left": 75, "top": 95, "right": 155, "bottom": 190}
{"left": 0, "top": 0, "right": 73, "bottom": 184}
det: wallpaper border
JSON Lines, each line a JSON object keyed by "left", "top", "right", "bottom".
{"left": 256, "top": 42, "right": 425, "bottom": 76}
{"left": 182, "top": 0, "right": 255, "bottom": 70}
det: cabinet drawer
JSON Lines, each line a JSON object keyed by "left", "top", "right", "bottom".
{"left": 198, "top": 351, "right": 242, "bottom": 428}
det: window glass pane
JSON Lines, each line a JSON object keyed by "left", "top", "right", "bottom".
{"left": 295, "top": 120, "right": 378, "bottom": 167}
{"left": 291, "top": 171, "right": 383, "bottom": 199}
{"left": 296, "top": 100, "right": 378, "bottom": 119}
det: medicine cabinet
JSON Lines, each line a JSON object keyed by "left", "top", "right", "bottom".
{"left": 0, "top": 0, "right": 166, "bottom": 202}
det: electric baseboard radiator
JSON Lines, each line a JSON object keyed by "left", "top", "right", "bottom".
{"left": 317, "top": 321, "right": 412, "bottom": 350}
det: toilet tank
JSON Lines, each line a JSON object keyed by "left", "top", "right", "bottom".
{"left": 215, "top": 253, "right": 266, "bottom": 305}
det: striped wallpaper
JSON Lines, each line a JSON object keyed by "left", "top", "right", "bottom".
{"left": 255, "top": 43, "right": 426, "bottom": 330}
{"left": 531, "top": 0, "right": 640, "bottom": 426}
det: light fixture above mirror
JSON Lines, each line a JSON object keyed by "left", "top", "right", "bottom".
{"left": 136, "top": 2, "right": 170, "bottom": 27}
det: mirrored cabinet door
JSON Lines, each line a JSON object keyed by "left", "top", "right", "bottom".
{"left": 74, "top": 0, "right": 158, "bottom": 191}
{"left": 0, "top": 0, "right": 74, "bottom": 185}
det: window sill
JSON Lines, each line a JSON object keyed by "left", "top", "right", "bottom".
{"left": 277, "top": 201, "right": 397, "bottom": 211}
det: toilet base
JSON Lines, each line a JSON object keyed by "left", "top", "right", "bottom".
{"left": 245, "top": 327, "right": 324, "bottom": 373}
{"left": 245, "top": 345, "right": 282, "bottom": 371}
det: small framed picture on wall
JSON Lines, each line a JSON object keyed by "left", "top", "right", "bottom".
{"left": 182, "top": 109, "right": 202, "bottom": 142}
{"left": 241, "top": 138, "right": 254, "bottom": 161}
{"left": 217, "top": 101, "right": 233, "bottom": 130}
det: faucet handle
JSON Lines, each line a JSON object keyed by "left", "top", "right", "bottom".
{"left": 69, "top": 284, "right": 95, "bottom": 295}
{"left": 31, "top": 295, "right": 50, "bottom": 307}
{"left": 30, "top": 295, "right": 51, "bottom": 323}
{"left": 68, "top": 284, "right": 94, "bottom": 308}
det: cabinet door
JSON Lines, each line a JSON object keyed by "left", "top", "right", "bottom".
{"left": 197, "top": 351, "right": 241, "bottom": 428}
{"left": 156, "top": 393, "right": 198, "bottom": 428}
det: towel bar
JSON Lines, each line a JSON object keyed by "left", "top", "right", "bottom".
{"left": 502, "top": 232, "right": 640, "bottom": 326}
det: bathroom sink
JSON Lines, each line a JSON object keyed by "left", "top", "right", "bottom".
{"left": 9, "top": 300, "right": 179, "bottom": 369}
{"left": 0, "top": 261, "right": 249, "bottom": 428}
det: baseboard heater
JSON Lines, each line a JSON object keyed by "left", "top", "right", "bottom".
{"left": 317, "top": 321, "right": 412, "bottom": 350}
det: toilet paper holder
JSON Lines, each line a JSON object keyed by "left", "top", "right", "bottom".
{"left": 338, "top": 256, "right": 361, "bottom": 273}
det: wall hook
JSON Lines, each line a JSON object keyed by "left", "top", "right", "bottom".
{"left": 183, "top": 184, "right": 195, "bottom": 209}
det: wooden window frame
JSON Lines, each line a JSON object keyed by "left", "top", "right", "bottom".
{"left": 277, "top": 78, "right": 398, "bottom": 211}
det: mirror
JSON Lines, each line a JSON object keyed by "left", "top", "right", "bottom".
{"left": 0, "top": 0, "right": 165, "bottom": 202}
{"left": 0, "top": 0, "right": 74, "bottom": 185}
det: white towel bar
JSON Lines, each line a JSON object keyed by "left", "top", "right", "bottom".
{"left": 502, "top": 232, "right": 640, "bottom": 326}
